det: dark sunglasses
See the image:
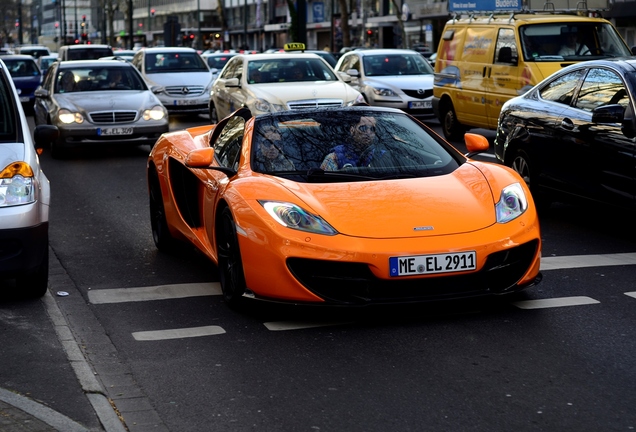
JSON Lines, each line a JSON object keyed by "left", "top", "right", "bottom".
{"left": 356, "top": 124, "right": 376, "bottom": 133}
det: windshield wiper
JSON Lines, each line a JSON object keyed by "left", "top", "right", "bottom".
{"left": 305, "top": 167, "right": 376, "bottom": 181}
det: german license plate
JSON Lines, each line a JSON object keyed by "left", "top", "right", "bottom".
{"left": 174, "top": 99, "right": 199, "bottom": 106}
{"left": 98, "top": 127, "right": 133, "bottom": 136}
{"left": 409, "top": 100, "right": 432, "bottom": 109}
{"left": 389, "top": 251, "right": 476, "bottom": 277}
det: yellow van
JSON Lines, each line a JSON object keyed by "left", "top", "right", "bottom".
{"left": 433, "top": 11, "right": 633, "bottom": 140}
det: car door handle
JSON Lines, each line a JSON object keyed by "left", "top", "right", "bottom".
{"left": 560, "top": 118, "right": 575, "bottom": 130}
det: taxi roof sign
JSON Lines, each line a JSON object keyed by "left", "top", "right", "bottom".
{"left": 284, "top": 43, "right": 306, "bottom": 52}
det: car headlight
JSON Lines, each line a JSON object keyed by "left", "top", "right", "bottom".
{"left": 253, "top": 99, "right": 285, "bottom": 113}
{"left": 371, "top": 87, "right": 397, "bottom": 97}
{"left": 259, "top": 201, "right": 338, "bottom": 235}
{"left": 495, "top": 183, "right": 528, "bottom": 223}
{"left": 58, "top": 108, "right": 84, "bottom": 124}
{"left": 0, "top": 162, "right": 35, "bottom": 207}
{"left": 346, "top": 94, "right": 366, "bottom": 106}
{"left": 143, "top": 105, "right": 166, "bottom": 121}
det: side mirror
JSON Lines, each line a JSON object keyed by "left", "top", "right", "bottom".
{"left": 224, "top": 77, "right": 240, "bottom": 88}
{"left": 345, "top": 69, "right": 359, "bottom": 78}
{"left": 185, "top": 147, "right": 237, "bottom": 177}
{"left": 591, "top": 104, "right": 624, "bottom": 124}
{"left": 33, "top": 124, "right": 59, "bottom": 149}
{"left": 34, "top": 87, "right": 49, "bottom": 98}
{"left": 464, "top": 133, "right": 489, "bottom": 157}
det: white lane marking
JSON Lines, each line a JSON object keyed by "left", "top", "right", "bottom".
{"left": 512, "top": 296, "right": 600, "bottom": 310}
{"left": 541, "top": 253, "right": 636, "bottom": 271}
{"left": 85, "top": 253, "right": 636, "bottom": 304}
{"left": 624, "top": 292, "right": 636, "bottom": 299}
{"left": 264, "top": 321, "right": 353, "bottom": 331}
{"left": 88, "top": 282, "right": 222, "bottom": 304}
{"left": 132, "top": 325, "right": 226, "bottom": 341}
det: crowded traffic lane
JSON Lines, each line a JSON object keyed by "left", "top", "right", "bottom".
{"left": 17, "top": 114, "right": 636, "bottom": 430}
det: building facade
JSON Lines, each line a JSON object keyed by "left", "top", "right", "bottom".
{"left": 8, "top": 0, "right": 636, "bottom": 53}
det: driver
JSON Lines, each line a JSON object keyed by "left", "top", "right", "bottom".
{"left": 321, "top": 116, "right": 379, "bottom": 170}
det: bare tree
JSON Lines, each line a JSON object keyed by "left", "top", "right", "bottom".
{"left": 390, "top": 0, "right": 407, "bottom": 48}
{"left": 338, "top": 0, "right": 350, "bottom": 48}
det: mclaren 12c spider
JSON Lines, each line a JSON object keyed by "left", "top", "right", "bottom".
{"left": 147, "top": 106, "right": 542, "bottom": 309}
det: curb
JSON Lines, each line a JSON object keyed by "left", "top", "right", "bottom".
{"left": 42, "top": 288, "right": 128, "bottom": 432}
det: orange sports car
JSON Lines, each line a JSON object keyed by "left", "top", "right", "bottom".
{"left": 147, "top": 106, "right": 542, "bottom": 309}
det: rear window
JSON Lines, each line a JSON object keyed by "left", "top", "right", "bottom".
{"left": 2, "top": 59, "right": 40, "bottom": 77}
{"left": 67, "top": 48, "right": 114, "bottom": 60}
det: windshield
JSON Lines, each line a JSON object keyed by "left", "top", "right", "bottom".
{"left": 363, "top": 54, "right": 434, "bottom": 76}
{"left": 251, "top": 110, "right": 462, "bottom": 182}
{"left": 55, "top": 66, "right": 147, "bottom": 93}
{"left": 3, "top": 59, "right": 39, "bottom": 77}
{"left": 246, "top": 58, "right": 338, "bottom": 84}
{"left": 145, "top": 52, "right": 209, "bottom": 73}
{"left": 206, "top": 55, "right": 235, "bottom": 70}
{"left": 520, "top": 23, "right": 632, "bottom": 60}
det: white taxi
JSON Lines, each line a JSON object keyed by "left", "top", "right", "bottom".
{"left": 208, "top": 44, "right": 363, "bottom": 122}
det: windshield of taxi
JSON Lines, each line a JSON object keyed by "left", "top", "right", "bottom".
{"left": 246, "top": 58, "right": 338, "bottom": 84}
{"left": 362, "top": 54, "right": 434, "bottom": 76}
{"left": 145, "top": 52, "right": 209, "bottom": 73}
{"left": 251, "top": 110, "right": 461, "bottom": 181}
{"left": 520, "top": 23, "right": 632, "bottom": 60}
{"left": 55, "top": 66, "right": 146, "bottom": 93}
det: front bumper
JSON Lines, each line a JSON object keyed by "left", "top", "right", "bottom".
{"left": 59, "top": 123, "right": 169, "bottom": 147}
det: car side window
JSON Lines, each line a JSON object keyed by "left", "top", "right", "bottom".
{"left": 494, "top": 28, "right": 518, "bottom": 64}
{"left": 0, "top": 72, "right": 17, "bottom": 141}
{"left": 539, "top": 69, "right": 585, "bottom": 106}
{"left": 220, "top": 58, "right": 241, "bottom": 80}
{"left": 214, "top": 116, "right": 246, "bottom": 170}
{"left": 575, "top": 68, "right": 628, "bottom": 113}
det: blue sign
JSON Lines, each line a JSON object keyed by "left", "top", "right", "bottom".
{"left": 313, "top": 2, "right": 324, "bottom": 23}
{"left": 449, "top": 0, "right": 521, "bottom": 11}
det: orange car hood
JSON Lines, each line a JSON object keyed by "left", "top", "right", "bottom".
{"left": 286, "top": 163, "right": 496, "bottom": 238}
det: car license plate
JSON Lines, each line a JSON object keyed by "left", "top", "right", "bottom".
{"left": 389, "top": 251, "right": 476, "bottom": 277}
{"left": 174, "top": 99, "right": 199, "bottom": 106}
{"left": 409, "top": 100, "right": 432, "bottom": 109}
{"left": 98, "top": 127, "right": 133, "bottom": 136}
{"left": 19, "top": 96, "right": 29, "bottom": 102}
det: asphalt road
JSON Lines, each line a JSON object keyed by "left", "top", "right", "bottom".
{"left": 1, "top": 113, "right": 635, "bottom": 432}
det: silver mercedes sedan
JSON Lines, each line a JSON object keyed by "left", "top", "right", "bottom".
{"left": 33, "top": 59, "right": 169, "bottom": 158}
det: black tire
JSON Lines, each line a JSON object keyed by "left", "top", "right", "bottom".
{"left": 440, "top": 101, "right": 465, "bottom": 142}
{"left": 216, "top": 207, "right": 247, "bottom": 309}
{"left": 209, "top": 102, "right": 219, "bottom": 124}
{"left": 148, "top": 171, "right": 179, "bottom": 251}
{"left": 510, "top": 149, "right": 551, "bottom": 211}
{"left": 15, "top": 247, "right": 49, "bottom": 298}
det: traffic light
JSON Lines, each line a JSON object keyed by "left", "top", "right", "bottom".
{"left": 15, "top": 19, "right": 19, "bottom": 28}
{"left": 151, "top": 9, "right": 155, "bottom": 17}
{"left": 81, "top": 33, "right": 87, "bottom": 41}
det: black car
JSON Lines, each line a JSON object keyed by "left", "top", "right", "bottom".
{"left": 495, "top": 58, "right": 636, "bottom": 210}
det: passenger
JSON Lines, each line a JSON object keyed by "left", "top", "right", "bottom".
{"left": 249, "top": 69, "right": 263, "bottom": 84}
{"left": 255, "top": 125, "right": 295, "bottom": 172}
{"left": 106, "top": 69, "right": 124, "bottom": 89}
{"left": 559, "top": 30, "right": 590, "bottom": 56}
{"left": 58, "top": 71, "right": 75, "bottom": 93}
{"left": 320, "top": 116, "right": 380, "bottom": 170}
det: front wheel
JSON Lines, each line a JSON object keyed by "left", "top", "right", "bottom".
{"left": 510, "top": 149, "right": 551, "bottom": 211}
{"left": 440, "top": 102, "right": 465, "bottom": 142}
{"left": 15, "top": 247, "right": 49, "bottom": 298}
{"left": 216, "top": 207, "right": 247, "bottom": 309}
